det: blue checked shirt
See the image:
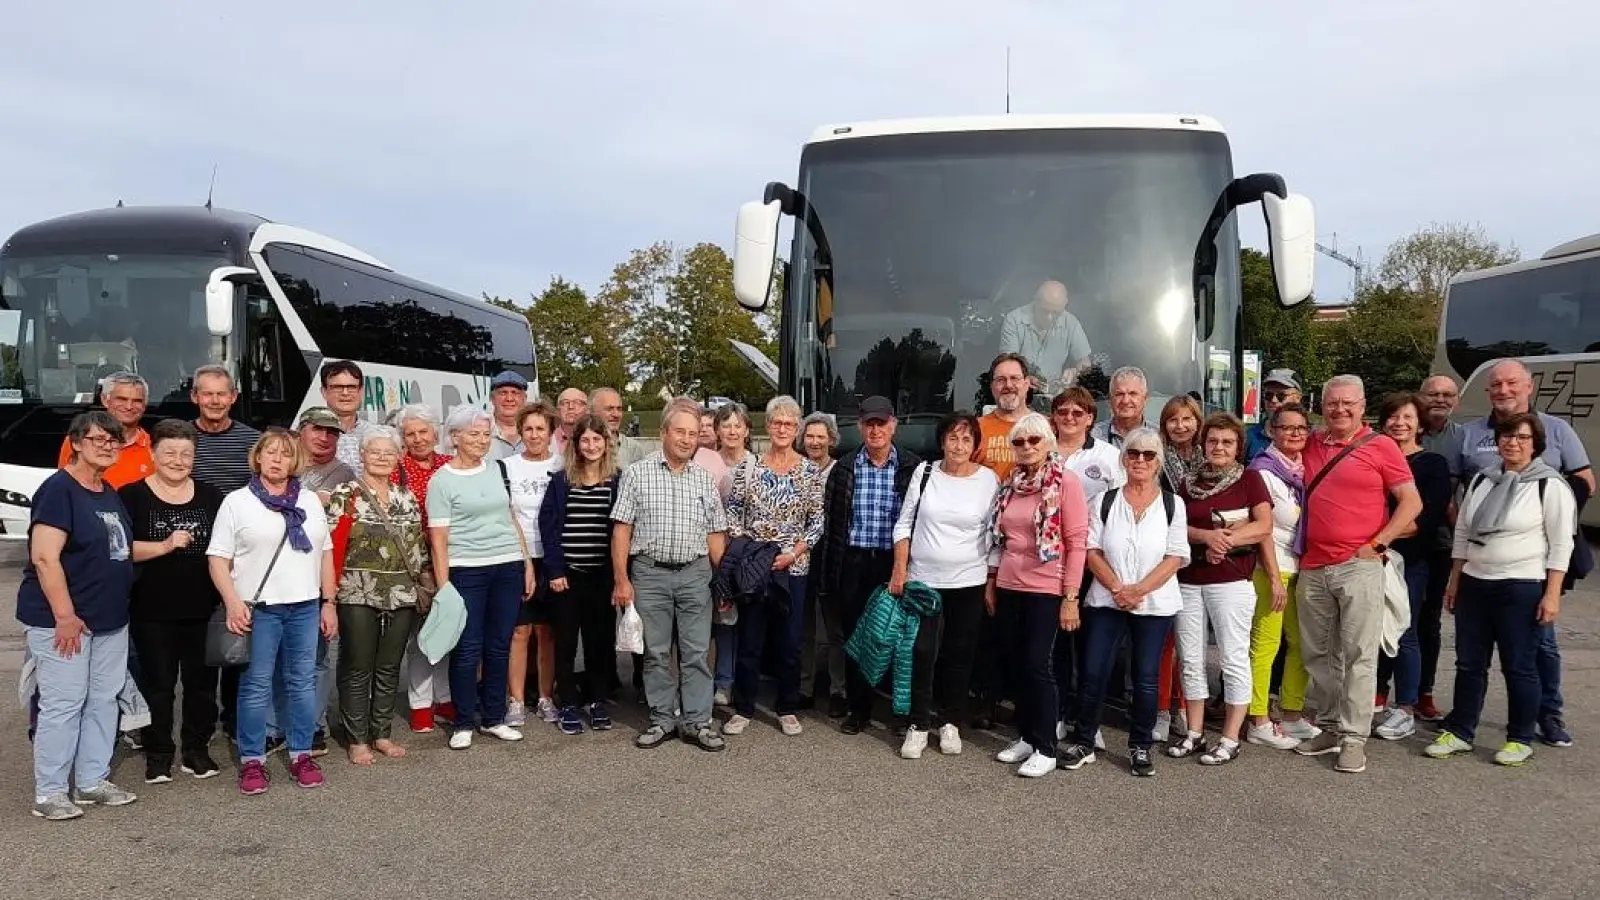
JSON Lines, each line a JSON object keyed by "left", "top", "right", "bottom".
{"left": 848, "top": 446, "right": 901, "bottom": 550}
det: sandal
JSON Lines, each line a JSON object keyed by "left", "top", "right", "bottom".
{"left": 1167, "top": 732, "right": 1205, "bottom": 759}
{"left": 1198, "top": 740, "right": 1242, "bottom": 766}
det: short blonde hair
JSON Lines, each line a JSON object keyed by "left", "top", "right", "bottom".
{"left": 249, "top": 427, "right": 305, "bottom": 476}
{"left": 1122, "top": 426, "right": 1165, "bottom": 466}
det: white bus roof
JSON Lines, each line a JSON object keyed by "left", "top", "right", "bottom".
{"left": 806, "top": 114, "right": 1226, "bottom": 144}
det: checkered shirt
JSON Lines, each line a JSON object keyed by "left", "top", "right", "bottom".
{"left": 848, "top": 446, "right": 900, "bottom": 550}
{"left": 611, "top": 452, "right": 728, "bottom": 565}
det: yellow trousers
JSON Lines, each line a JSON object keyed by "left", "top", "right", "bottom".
{"left": 1249, "top": 568, "right": 1309, "bottom": 717}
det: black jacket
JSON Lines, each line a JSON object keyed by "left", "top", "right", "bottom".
{"left": 812, "top": 445, "right": 923, "bottom": 603}
{"left": 714, "top": 536, "right": 785, "bottom": 611}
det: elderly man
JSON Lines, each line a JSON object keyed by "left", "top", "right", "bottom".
{"left": 1245, "top": 369, "right": 1302, "bottom": 460}
{"left": 977, "top": 354, "right": 1031, "bottom": 481}
{"left": 296, "top": 407, "right": 357, "bottom": 498}
{"left": 189, "top": 365, "right": 260, "bottom": 495}
{"left": 485, "top": 370, "right": 529, "bottom": 460}
{"left": 1090, "top": 366, "right": 1151, "bottom": 447}
{"left": 552, "top": 387, "right": 589, "bottom": 457}
{"left": 1411, "top": 373, "right": 1463, "bottom": 720}
{"left": 56, "top": 372, "right": 153, "bottom": 488}
{"left": 811, "top": 396, "right": 922, "bottom": 735}
{"left": 611, "top": 398, "right": 729, "bottom": 752}
{"left": 1293, "top": 375, "right": 1422, "bottom": 774}
{"left": 1453, "top": 359, "right": 1592, "bottom": 748}
{"left": 317, "top": 360, "right": 380, "bottom": 471}
{"left": 997, "top": 280, "right": 1092, "bottom": 393}
{"left": 592, "top": 387, "right": 648, "bottom": 468}
{"left": 1418, "top": 375, "right": 1462, "bottom": 458}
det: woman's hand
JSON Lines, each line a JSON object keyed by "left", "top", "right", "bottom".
{"left": 1058, "top": 600, "right": 1080, "bottom": 632}
{"left": 320, "top": 602, "right": 339, "bottom": 639}
{"left": 1111, "top": 586, "right": 1142, "bottom": 611}
{"left": 983, "top": 581, "right": 997, "bottom": 616}
{"left": 1203, "top": 529, "right": 1235, "bottom": 556}
{"left": 225, "top": 599, "right": 252, "bottom": 636}
{"left": 53, "top": 612, "right": 88, "bottom": 658}
{"left": 166, "top": 530, "right": 192, "bottom": 553}
{"left": 523, "top": 562, "right": 536, "bottom": 601}
{"left": 1538, "top": 593, "right": 1561, "bottom": 625}
{"left": 887, "top": 564, "right": 907, "bottom": 597}
{"left": 1270, "top": 578, "right": 1288, "bottom": 613}
{"left": 773, "top": 552, "right": 797, "bottom": 572}
{"left": 550, "top": 577, "right": 569, "bottom": 593}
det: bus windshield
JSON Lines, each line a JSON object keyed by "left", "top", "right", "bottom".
{"left": 0, "top": 253, "right": 227, "bottom": 404}
{"left": 787, "top": 127, "right": 1239, "bottom": 433}
{"left": 1443, "top": 254, "right": 1600, "bottom": 379}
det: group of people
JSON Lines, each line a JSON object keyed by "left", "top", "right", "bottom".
{"left": 16, "top": 349, "right": 1584, "bottom": 820}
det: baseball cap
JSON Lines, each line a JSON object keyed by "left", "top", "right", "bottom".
{"left": 297, "top": 406, "right": 345, "bottom": 433}
{"left": 490, "top": 370, "right": 529, "bottom": 391}
{"left": 1262, "top": 369, "right": 1300, "bottom": 391}
{"left": 859, "top": 396, "right": 895, "bottom": 424}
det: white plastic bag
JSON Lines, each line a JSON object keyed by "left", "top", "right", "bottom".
{"left": 615, "top": 604, "right": 645, "bottom": 655}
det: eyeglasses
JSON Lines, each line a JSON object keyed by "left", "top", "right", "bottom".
{"left": 364, "top": 448, "right": 399, "bottom": 458}
{"left": 79, "top": 434, "right": 120, "bottom": 448}
{"left": 1420, "top": 390, "right": 1458, "bottom": 399}
{"left": 1124, "top": 449, "right": 1158, "bottom": 461}
{"left": 324, "top": 382, "right": 361, "bottom": 393}
{"left": 1053, "top": 407, "right": 1090, "bottom": 419}
{"left": 1010, "top": 435, "right": 1044, "bottom": 448}
{"left": 1273, "top": 424, "right": 1310, "bottom": 435}
{"left": 1264, "top": 391, "right": 1289, "bottom": 402}
{"left": 1497, "top": 433, "right": 1535, "bottom": 444}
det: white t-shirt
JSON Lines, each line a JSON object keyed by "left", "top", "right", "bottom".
{"left": 891, "top": 462, "right": 1001, "bottom": 588}
{"left": 1085, "top": 488, "right": 1190, "bottom": 616}
{"left": 207, "top": 487, "right": 333, "bottom": 605}
{"left": 1257, "top": 468, "right": 1302, "bottom": 575}
{"left": 1062, "top": 438, "right": 1125, "bottom": 505}
{"left": 500, "top": 454, "right": 561, "bottom": 558}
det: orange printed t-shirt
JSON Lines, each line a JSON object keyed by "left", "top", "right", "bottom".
{"left": 1300, "top": 426, "right": 1414, "bottom": 570}
{"left": 978, "top": 414, "right": 1018, "bottom": 482}
{"left": 57, "top": 428, "right": 154, "bottom": 489}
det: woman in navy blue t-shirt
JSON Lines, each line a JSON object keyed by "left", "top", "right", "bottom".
{"left": 18, "top": 411, "right": 138, "bottom": 820}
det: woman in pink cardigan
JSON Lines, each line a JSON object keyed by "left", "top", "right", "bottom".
{"left": 986, "top": 412, "right": 1089, "bottom": 779}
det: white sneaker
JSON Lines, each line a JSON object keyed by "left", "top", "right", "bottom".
{"left": 900, "top": 727, "right": 929, "bottom": 759}
{"left": 778, "top": 715, "right": 803, "bottom": 736}
{"left": 937, "top": 724, "right": 963, "bottom": 755}
{"left": 1375, "top": 708, "right": 1417, "bottom": 741}
{"left": 996, "top": 739, "right": 1035, "bottom": 764}
{"left": 713, "top": 690, "right": 730, "bottom": 707}
{"left": 1094, "top": 729, "right": 1106, "bottom": 751}
{"left": 1247, "top": 720, "right": 1302, "bottom": 750}
{"left": 480, "top": 723, "right": 523, "bottom": 742}
{"left": 505, "top": 699, "right": 526, "bottom": 727}
{"left": 1153, "top": 711, "right": 1172, "bottom": 743}
{"left": 448, "top": 730, "right": 474, "bottom": 750}
{"left": 1016, "top": 751, "right": 1056, "bottom": 778}
{"left": 722, "top": 714, "right": 750, "bottom": 735}
{"left": 1280, "top": 718, "right": 1322, "bottom": 741}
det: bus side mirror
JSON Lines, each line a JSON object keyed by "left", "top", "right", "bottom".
{"left": 732, "top": 200, "right": 782, "bottom": 310}
{"left": 1263, "top": 193, "right": 1316, "bottom": 306}
{"left": 204, "top": 265, "right": 260, "bottom": 337}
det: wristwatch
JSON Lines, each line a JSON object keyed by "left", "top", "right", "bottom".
{"left": 1370, "top": 542, "right": 1388, "bottom": 555}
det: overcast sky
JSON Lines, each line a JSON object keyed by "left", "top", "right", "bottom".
{"left": 2, "top": 1, "right": 1593, "bottom": 306}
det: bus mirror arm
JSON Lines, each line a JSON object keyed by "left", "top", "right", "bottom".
{"left": 1191, "top": 174, "right": 1317, "bottom": 339}
{"left": 203, "top": 265, "right": 259, "bottom": 338}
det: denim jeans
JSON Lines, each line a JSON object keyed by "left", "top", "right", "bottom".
{"left": 1442, "top": 575, "right": 1542, "bottom": 745}
{"left": 632, "top": 556, "right": 714, "bottom": 731}
{"left": 732, "top": 572, "right": 807, "bottom": 718}
{"left": 448, "top": 562, "right": 525, "bottom": 731}
{"left": 237, "top": 601, "right": 320, "bottom": 761}
{"left": 266, "top": 634, "right": 336, "bottom": 741}
{"left": 1538, "top": 624, "right": 1563, "bottom": 721}
{"left": 996, "top": 588, "right": 1060, "bottom": 758}
{"left": 1075, "top": 607, "right": 1174, "bottom": 751}
{"left": 1377, "top": 557, "right": 1429, "bottom": 707}
{"left": 26, "top": 625, "right": 129, "bottom": 797}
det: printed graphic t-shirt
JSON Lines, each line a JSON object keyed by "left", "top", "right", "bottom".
{"left": 16, "top": 470, "right": 135, "bottom": 632}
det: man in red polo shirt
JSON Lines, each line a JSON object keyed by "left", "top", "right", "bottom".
{"left": 1293, "top": 374, "right": 1421, "bottom": 774}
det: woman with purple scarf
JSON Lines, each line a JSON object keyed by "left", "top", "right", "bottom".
{"left": 1243, "top": 403, "right": 1320, "bottom": 749}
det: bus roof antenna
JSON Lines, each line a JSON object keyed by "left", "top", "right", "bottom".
{"left": 205, "top": 164, "right": 218, "bottom": 211}
{"left": 1005, "top": 46, "right": 1011, "bottom": 114}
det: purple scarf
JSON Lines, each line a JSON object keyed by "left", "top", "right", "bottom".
{"left": 1248, "top": 449, "right": 1305, "bottom": 557}
{"left": 249, "top": 476, "right": 313, "bottom": 553}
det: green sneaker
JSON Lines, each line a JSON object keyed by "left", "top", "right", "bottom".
{"left": 1424, "top": 732, "right": 1473, "bottom": 759}
{"left": 1493, "top": 741, "right": 1534, "bottom": 767}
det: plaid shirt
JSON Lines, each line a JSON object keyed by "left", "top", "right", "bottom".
{"left": 848, "top": 446, "right": 901, "bottom": 550}
{"left": 612, "top": 452, "right": 728, "bottom": 565}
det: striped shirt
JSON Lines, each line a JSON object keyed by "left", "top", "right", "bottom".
{"left": 562, "top": 481, "right": 614, "bottom": 572}
{"left": 192, "top": 420, "right": 260, "bottom": 494}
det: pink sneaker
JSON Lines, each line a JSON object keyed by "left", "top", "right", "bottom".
{"left": 289, "top": 754, "right": 325, "bottom": 789}
{"left": 238, "top": 760, "right": 270, "bottom": 796}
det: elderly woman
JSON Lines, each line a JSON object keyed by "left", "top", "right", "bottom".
{"left": 326, "top": 426, "right": 427, "bottom": 765}
{"left": 427, "top": 405, "right": 535, "bottom": 750}
{"left": 391, "top": 403, "right": 454, "bottom": 732}
{"left": 699, "top": 402, "right": 756, "bottom": 706}
{"left": 20, "top": 411, "right": 138, "bottom": 819}
{"left": 800, "top": 411, "right": 844, "bottom": 712}
{"left": 1065, "top": 427, "right": 1189, "bottom": 776}
{"left": 539, "top": 414, "right": 622, "bottom": 733}
{"left": 801, "top": 412, "right": 839, "bottom": 479}
{"left": 208, "top": 427, "right": 337, "bottom": 795}
{"left": 1427, "top": 412, "right": 1575, "bottom": 767}
{"left": 1244, "top": 403, "right": 1320, "bottom": 748}
{"left": 121, "top": 419, "right": 225, "bottom": 784}
{"left": 719, "top": 396, "right": 826, "bottom": 738}
{"left": 1153, "top": 394, "right": 1204, "bottom": 732}
{"left": 1171, "top": 412, "right": 1273, "bottom": 765}
{"left": 987, "top": 412, "right": 1089, "bottom": 778}
{"left": 504, "top": 403, "right": 561, "bottom": 728}
{"left": 889, "top": 411, "right": 1000, "bottom": 759}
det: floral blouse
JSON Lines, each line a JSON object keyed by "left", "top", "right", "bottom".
{"left": 725, "top": 455, "right": 826, "bottom": 576}
{"left": 326, "top": 480, "right": 428, "bottom": 610}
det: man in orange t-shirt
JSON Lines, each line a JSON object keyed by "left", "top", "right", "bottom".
{"left": 57, "top": 372, "right": 153, "bottom": 488}
{"left": 978, "top": 353, "right": 1031, "bottom": 482}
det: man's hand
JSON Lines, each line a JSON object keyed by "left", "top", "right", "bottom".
{"left": 612, "top": 578, "right": 635, "bottom": 608}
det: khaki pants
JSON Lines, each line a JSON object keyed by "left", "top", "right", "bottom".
{"left": 1297, "top": 557, "right": 1385, "bottom": 744}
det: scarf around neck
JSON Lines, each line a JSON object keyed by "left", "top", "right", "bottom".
{"left": 989, "top": 452, "right": 1068, "bottom": 563}
{"left": 1249, "top": 448, "right": 1306, "bottom": 556}
{"left": 1184, "top": 461, "right": 1245, "bottom": 501}
{"left": 1466, "top": 459, "right": 1560, "bottom": 544}
{"left": 249, "top": 476, "right": 313, "bottom": 553}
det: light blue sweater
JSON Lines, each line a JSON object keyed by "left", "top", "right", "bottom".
{"left": 425, "top": 462, "right": 525, "bottom": 567}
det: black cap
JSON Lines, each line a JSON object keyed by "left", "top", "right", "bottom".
{"left": 859, "top": 396, "right": 895, "bottom": 424}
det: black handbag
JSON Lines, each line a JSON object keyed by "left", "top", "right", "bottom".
{"left": 205, "top": 530, "right": 289, "bottom": 668}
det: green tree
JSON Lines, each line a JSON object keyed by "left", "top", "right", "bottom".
{"left": 1239, "top": 248, "right": 1331, "bottom": 388}
{"left": 1378, "top": 221, "right": 1520, "bottom": 305}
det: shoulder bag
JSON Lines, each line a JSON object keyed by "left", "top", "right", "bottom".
{"left": 204, "top": 529, "right": 289, "bottom": 668}
{"left": 358, "top": 482, "right": 437, "bottom": 614}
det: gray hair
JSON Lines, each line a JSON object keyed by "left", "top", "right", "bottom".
{"left": 102, "top": 371, "right": 149, "bottom": 397}
{"left": 443, "top": 404, "right": 492, "bottom": 435}
{"left": 68, "top": 410, "right": 124, "bottom": 446}
{"left": 801, "top": 411, "right": 840, "bottom": 449}
{"left": 765, "top": 394, "right": 802, "bottom": 420}
{"left": 391, "top": 403, "right": 439, "bottom": 431}
{"left": 661, "top": 397, "right": 704, "bottom": 433}
{"left": 1121, "top": 425, "right": 1165, "bottom": 465}
{"left": 1007, "top": 412, "right": 1056, "bottom": 449}
{"left": 1109, "top": 366, "right": 1147, "bottom": 391}
{"left": 1323, "top": 374, "right": 1365, "bottom": 397}
{"left": 191, "top": 364, "right": 234, "bottom": 390}
{"left": 360, "top": 424, "right": 402, "bottom": 452}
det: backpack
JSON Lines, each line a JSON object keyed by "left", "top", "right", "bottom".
{"left": 1099, "top": 486, "right": 1175, "bottom": 526}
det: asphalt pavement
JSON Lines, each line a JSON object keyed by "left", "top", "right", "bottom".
{"left": 1, "top": 541, "right": 1597, "bottom": 899}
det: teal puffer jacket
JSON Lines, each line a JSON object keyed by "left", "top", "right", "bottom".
{"left": 844, "top": 581, "right": 943, "bottom": 715}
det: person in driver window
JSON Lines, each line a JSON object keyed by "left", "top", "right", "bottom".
{"left": 997, "top": 280, "right": 1092, "bottom": 393}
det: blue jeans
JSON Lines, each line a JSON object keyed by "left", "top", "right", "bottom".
{"left": 265, "top": 634, "right": 336, "bottom": 741}
{"left": 449, "top": 562, "right": 524, "bottom": 731}
{"left": 1377, "top": 558, "right": 1429, "bottom": 707}
{"left": 1075, "top": 607, "right": 1174, "bottom": 751}
{"left": 714, "top": 623, "right": 737, "bottom": 692}
{"left": 1539, "top": 624, "right": 1563, "bottom": 721}
{"left": 237, "top": 601, "right": 320, "bottom": 761}
{"left": 1443, "top": 576, "right": 1542, "bottom": 745}
{"left": 732, "top": 572, "right": 807, "bottom": 718}
{"left": 26, "top": 625, "right": 129, "bottom": 797}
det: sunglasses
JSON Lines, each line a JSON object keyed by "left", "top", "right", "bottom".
{"left": 1124, "top": 449, "right": 1158, "bottom": 462}
{"left": 1264, "top": 391, "right": 1290, "bottom": 402}
{"left": 1010, "top": 435, "right": 1044, "bottom": 448}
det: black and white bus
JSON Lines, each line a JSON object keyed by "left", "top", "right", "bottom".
{"left": 0, "top": 204, "right": 537, "bottom": 536}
